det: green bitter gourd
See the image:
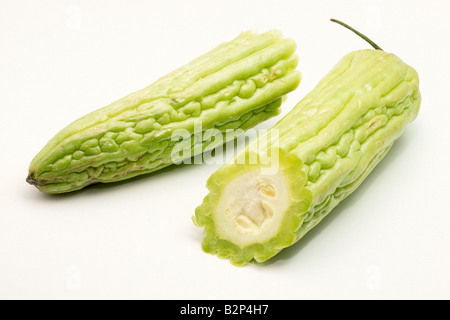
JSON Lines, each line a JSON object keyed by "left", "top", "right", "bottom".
{"left": 27, "top": 30, "right": 301, "bottom": 194}
{"left": 193, "top": 20, "right": 421, "bottom": 266}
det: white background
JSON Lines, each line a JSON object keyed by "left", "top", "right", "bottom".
{"left": 1, "top": 0, "right": 449, "bottom": 300}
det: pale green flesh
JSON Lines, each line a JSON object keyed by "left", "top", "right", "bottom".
{"left": 194, "top": 49, "right": 421, "bottom": 265}
{"left": 28, "top": 30, "right": 301, "bottom": 194}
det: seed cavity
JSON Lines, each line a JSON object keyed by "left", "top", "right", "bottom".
{"left": 259, "top": 183, "right": 275, "bottom": 197}
{"left": 261, "top": 201, "right": 274, "bottom": 219}
{"left": 235, "top": 215, "right": 257, "bottom": 233}
{"left": 230, "top": 180, "right": 277, "bottom": 233}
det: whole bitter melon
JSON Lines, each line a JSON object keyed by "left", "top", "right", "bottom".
{"left": 193, "top": 20, "right": 421, "bottom": 265}
{"left": 27, "top": 30, "right": 301, "bottom": 194}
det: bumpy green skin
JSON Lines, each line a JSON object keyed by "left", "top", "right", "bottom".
{"left": 194, "top": 49, "right": 421, "bottom": 265}
{"left": 27, "top": 30, "right": 301, "bottom": 194}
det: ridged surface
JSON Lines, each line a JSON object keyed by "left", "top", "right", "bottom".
{"left": 194, "top": 49, "right": 421, "bottom": 265}
{"left": 27, "top": 30, "right": 301, "bottom": 193}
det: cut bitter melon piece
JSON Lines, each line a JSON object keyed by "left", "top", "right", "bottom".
{"left": 195, "top": 151, "right": 312, "bottom": 265}
{"left": 193, "top": 22, "right": 421, "bottom": 265}
{"left": 27, "top": 30, "right": 301, "bottom": 194}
